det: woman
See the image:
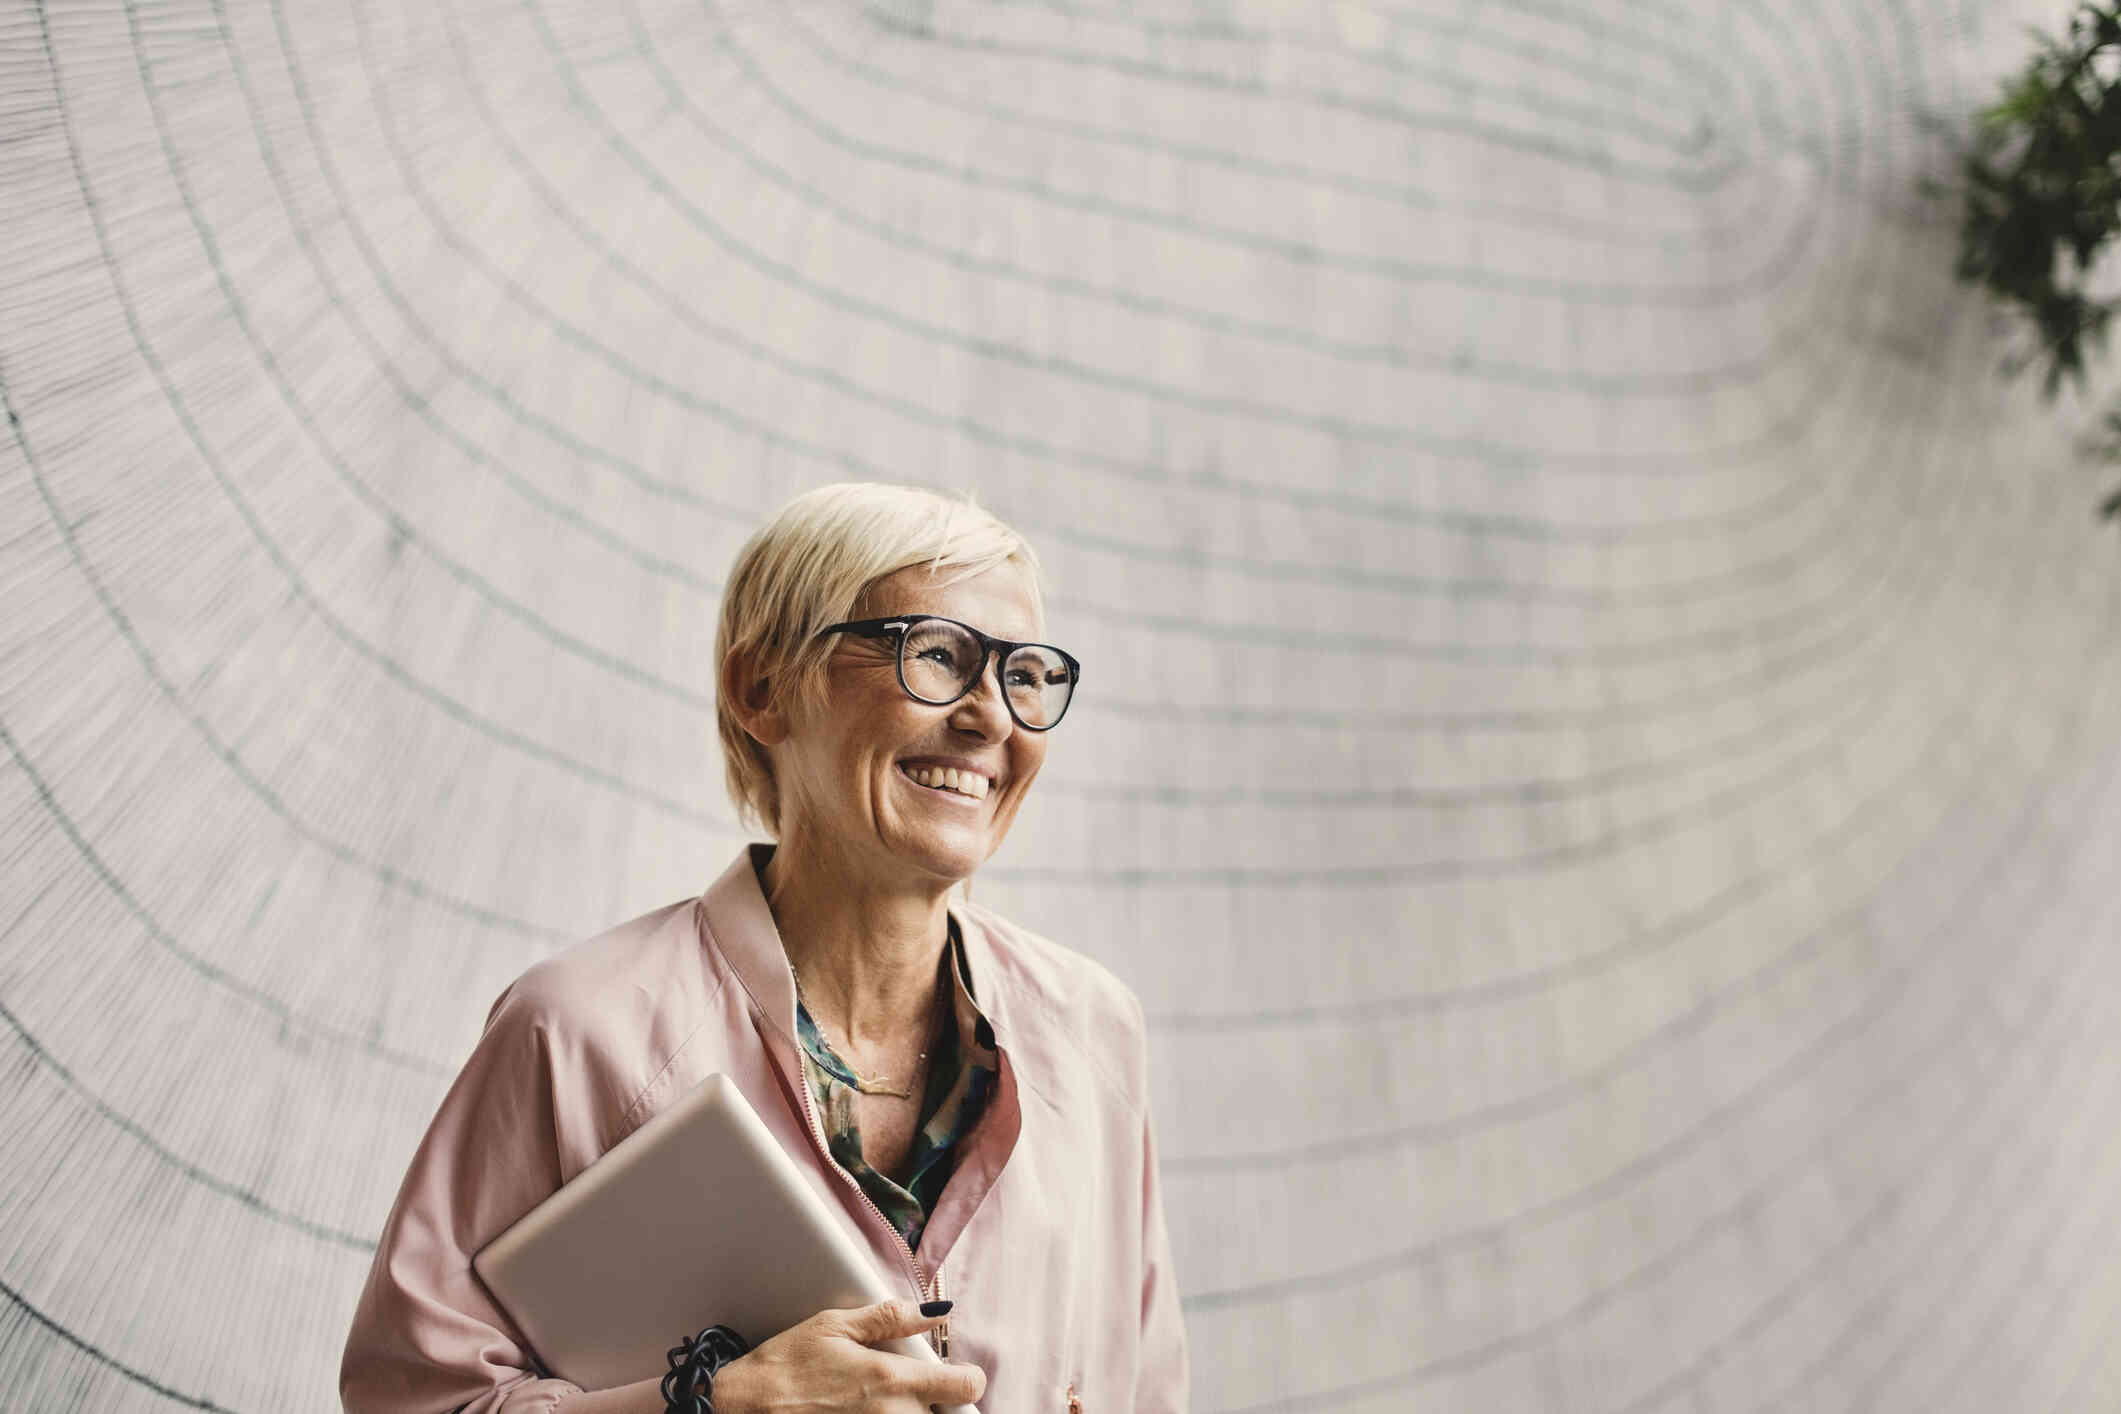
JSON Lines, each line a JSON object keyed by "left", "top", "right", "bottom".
{"left": 340, "top": 483, "right": 1189, "bottom": 1413}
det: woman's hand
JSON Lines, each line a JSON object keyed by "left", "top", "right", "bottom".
{"left": 709, "top": 1300, "right": 986, "bottom": 1413}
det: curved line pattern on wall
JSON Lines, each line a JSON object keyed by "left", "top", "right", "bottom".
{"left": 2, "top": 0, "right": 2118, "bottom": 1409}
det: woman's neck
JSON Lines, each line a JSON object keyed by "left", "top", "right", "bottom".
{"left": 760, "top": 837, "right": 952, "bottom": 1049}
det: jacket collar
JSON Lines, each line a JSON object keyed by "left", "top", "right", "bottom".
{"left": 696, "top": 844, "right": 1012, "bottom": 1047}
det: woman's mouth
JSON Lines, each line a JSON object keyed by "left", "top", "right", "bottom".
{"left": 898, "top": 763, "right": 990, "bottom": 802}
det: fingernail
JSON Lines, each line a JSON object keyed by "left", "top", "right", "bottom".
{"left": 919, "top": 1299, "right": 953, "bottom": 1317}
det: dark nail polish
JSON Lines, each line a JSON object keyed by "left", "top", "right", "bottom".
{"left": 919, "top": 1299, "right": 953, "bottom": 1318}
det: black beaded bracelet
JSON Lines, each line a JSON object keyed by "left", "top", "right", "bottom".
{"left": 659, "top": 1324, "right": 751, "bottom": 1414}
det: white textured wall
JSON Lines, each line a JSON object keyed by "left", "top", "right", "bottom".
{"left": 5, "top": 0, "right": 2121, "bottom": 1410}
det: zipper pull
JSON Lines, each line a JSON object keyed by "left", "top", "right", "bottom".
{"left": 928, "top": 1265, "right": 949, "bottom": 1359}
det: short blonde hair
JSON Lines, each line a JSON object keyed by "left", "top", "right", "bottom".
{"left": 715, "top": 483, "right": 1044, "bottom": 836}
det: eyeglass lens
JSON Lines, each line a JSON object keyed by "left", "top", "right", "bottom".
{"left": 899, "top": 619, "right": 1073, "bottom": 728}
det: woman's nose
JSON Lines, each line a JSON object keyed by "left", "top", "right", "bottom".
{"left": 948, "top": 655, "right": 1014, "bottom": 738}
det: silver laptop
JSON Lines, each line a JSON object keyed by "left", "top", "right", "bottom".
{"left": 473, "top": 1072, "right": 971, "bottom": 1410}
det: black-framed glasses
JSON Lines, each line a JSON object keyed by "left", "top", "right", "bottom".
{"left": 816, "top": 614, "right": 1081, "bottom": 731}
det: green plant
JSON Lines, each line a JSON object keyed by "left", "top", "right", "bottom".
{"left": 1955, "top": 2, "right": 2121, "bottom": 519}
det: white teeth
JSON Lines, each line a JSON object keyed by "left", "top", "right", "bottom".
{"left": 902, "top": 764, "right": 988, "bottom": 799}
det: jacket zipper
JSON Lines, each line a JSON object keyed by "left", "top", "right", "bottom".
{"left": 788, "top": 1053, "right": 948, "bottom": 1352}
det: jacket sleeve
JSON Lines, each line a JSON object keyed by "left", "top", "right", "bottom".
{"left": 340, "top": 984, "right": 587, "bottom": 1414}
{"left": 1132, "top": 1009, "right": 1191, "bottom": 1414}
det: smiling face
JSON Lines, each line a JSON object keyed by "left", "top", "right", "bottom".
{"left": 765, "top": 559, "right": 1051, "bottom": 894}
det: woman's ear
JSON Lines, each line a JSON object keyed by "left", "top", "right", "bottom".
{"left": 719, "top": 647, "right": 791, "bottom": 747}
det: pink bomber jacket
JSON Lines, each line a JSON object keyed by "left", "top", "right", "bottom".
{"left": 339, "top": 846, "right": 1190, "bottom": 1413}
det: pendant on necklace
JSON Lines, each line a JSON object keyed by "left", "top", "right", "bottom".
{"left": 847, "top": 1070, "right": 913, "bottom": 1100}
{"left": 843, "top": 1042, "right": 929, "bottom": 1100}
{"left": 795, "top": 970, "right": 929, "bottom": 1100}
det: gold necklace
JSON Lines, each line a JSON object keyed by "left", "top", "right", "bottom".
{"left": 792, "top": 968, "right": 940, "bottom": 1101}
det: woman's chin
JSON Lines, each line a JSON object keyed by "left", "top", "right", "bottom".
{"left": 884, "top": 827, "right": 993, "bottom": 885}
